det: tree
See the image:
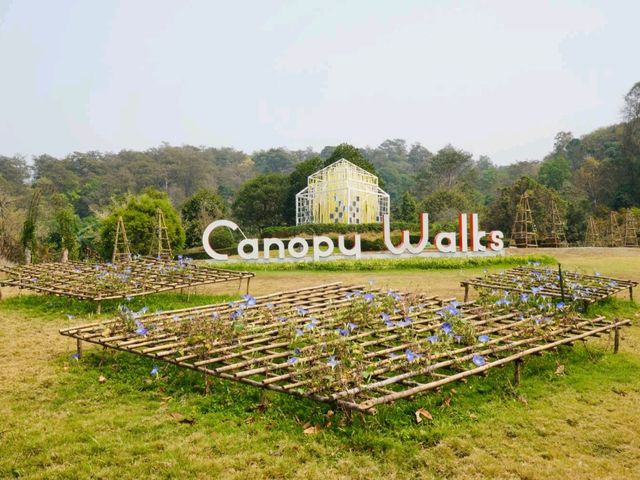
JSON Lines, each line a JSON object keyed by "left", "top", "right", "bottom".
{"left": 181, "top": 189, "right": 227, "bottom": 247}
{"left": 99, "top": 188, "right": 185, "bottom": 259}
{"left": 232, "top": 174, "right": 289, "bottom": 229}
{"left": 49, "top": 205, "right": 80, "bottom": 259}
{"left": 538, "top": 155, "right": 571, "bottom": 190}
{"left": 398, "top": 192, "right": 418, "bottom": 222}
{"left": 252, "top": 148, "right": 298, "bottom": 173}
{"left": 283, "top": 156, "right": 324, "bottom": 225}
{"left": 622, "top": 81, "right": 640, "bottom": 203}
{"left": 417, "top": 145, "right": 473, "bottom": 194}
{"left": 422, "top": 188, "right": 474, "bottom": 222}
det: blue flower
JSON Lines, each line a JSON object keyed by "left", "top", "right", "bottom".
{"left": 326, "top": 356, "right": 338, "bottom": 368}
{"left": 347, "top": 322, "right": 358, "bottom": 331}
{"left": 71, "top": 352, "right": 80, "bottom": 360}
{"left": 345, "top": 292, "right": 353, "bottom": 299}
{"left": 138, "top": 306, "right": 149, "bottom": 315}
{"left": 453, "top": 335, "right": 463, "bottom": 343}
{"left": 242, "top": 294, "right": 257, "bottom": 306}
{"left": 405, "top": 349, "right": 422, "bottom": 362}
{"left": 135, "top": 324, "right": 148, "bottom": 336}
{"left": 495, "top": 298, "right": 511, "bottom": 306}
{"left": 531, "top": 287, "right": 543, "bottom": 295}
{"left": 295, "top": 328, "right": 304, "bottom": 337}
{"left": 608, "top": 281, "right": 618, "bottom": 288}
{"left": 556, "top": 302, "right": 565, "bottom": 310}
{"left": 427, "top": 335, "right": 439, "bottom": 343}
{"left": 294, "top": 348, "right": 301, "bottom": 354}
{"left": 363, "top": 292, "right": 375, "bottom": 302}
{"left": 472, "top": 355, "right": 486, "bottom": 367}
{"left": 441, "top": 322, "right": 453, "bottom": 334}
{"left": 478, "top": 335, "right": 490, "bottom": 343}
{"left": 337, "top": 328, "right": 349, "bottom": 336}
{"left": 66, "top": 314, "right": 75, "bottom": 320}
{"left": 520, "top": 293, "right": 529, "bottom": 302}
{"left": 296, "top": 306, "right": 309, "bottom": 316}
{"left": 595, "top": 272, "right": 601, "bottom": 277}
{"left": 287, "top": 356, "right": 299, "bottom": 365}
{"left": 211, "top": 312, "right": 219, "bottom": 320}
{"left": 277, "top": 316, "right": 288, "bottom": 322}
{"left": 151, "top": 366, "right": 159, "bottom": 376}
{"left": 125, "top": 296, "right": 133, "bottom": 301}
{"left": 381, "top": 312, "right": 394, "bottom": 328}
{"left": 446, "top": 304, "right": 461, "bottom": 316}
{"left": 265, "top": 303, "right": 275, "bottom": 309}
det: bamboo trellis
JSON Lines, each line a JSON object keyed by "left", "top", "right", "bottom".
{"left": 112, "top": 216, "right": 133, "bottom": 263}
{"left": 585, "top": 217, "right": 602, "bottom": 247}
{"left": 510, "top": 193, "right": 538, "bottom": 248}
{"left": 60, "top": 282, "right": 629, "bottom": 413}
{"left": 540, "top": 198, "right": 567, "bottom": 247}
{"left": 156, "top": 209, "right": 173, "bottom": 260}
{"left": 0, "top": 257, "right": 254, "bottom": 307}
{"left": 461, "top": 265, "right": 637, "bottom": 304}
{"left": 623, "top": 209, "right": 639, "bottom": 247}
{"left": 606, "top": 211, "right": 623, "bottom": 247}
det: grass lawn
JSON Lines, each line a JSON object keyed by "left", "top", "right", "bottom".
{"left": 1, "top": 248, "right": 639, "bottom": 479}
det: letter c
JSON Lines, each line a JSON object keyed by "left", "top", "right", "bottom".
{"left": 202, "top": 220, "right": 239, "bottom": 260}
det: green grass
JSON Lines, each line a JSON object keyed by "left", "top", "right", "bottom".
{"left": 212, "top": 254, "right": 556, "bottom": 272}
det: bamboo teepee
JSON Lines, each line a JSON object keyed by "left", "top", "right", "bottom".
{"left": 510, "top": 193, "right": 538, "bottom": 248}
{"left": 584, "top": 216, "right": 601, "bottom": 247}
{"left": 623, "top": 209, "right": 639, "bottom": 247}
{"left": 155, "top": 208, "right": 173, "bottom": 260}
{"left": 112, "top": 216, "right": 132, "bottom": 263}
{"left": 541, "top": 198, "right": 567, "bottom": 247}
{"left": 606, "top": 211, "right": 623, "bottom": 247}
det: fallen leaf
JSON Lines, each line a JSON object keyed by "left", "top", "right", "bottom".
{"left": 555, "top": 364, "right": 565, "bottom": 376}
{"left": 303, "top": 425, "right": 322, "bottom": 435}
{"left": 326, "top": 410, "right": 335, "bottom": 419}
{"left": 98, "top": 375, "right": 107, "bottom": 384}
{"left": 441, "top": 397, "right": 452, "bottom": 408}
{"left": 170, "top": 412, "right": 195, "bottom": 425}
{"left": 517, "top": 395, "right": 528, "bottom": 405}
{"left": 415, "top": 408, "right": 433, "bottom": 423}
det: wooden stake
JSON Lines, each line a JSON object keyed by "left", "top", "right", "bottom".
{"left": 514, "top": 358, "right": 523, "bottom": 386}
{"left": 76, "top": 338, "right": 83, "bottom": 359}
{"left": 614, "top": 323, "right": 620, "bottom": 353}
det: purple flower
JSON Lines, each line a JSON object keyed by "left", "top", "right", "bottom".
{"left": 151, "top": 366, "right": 159, "bottom": 376}
{"left": 265, "top": 303, "right": 275, "bottom": 309}
{"left": 453, "top": 335, "right": 463, "bottom": 343}
{"left": 66, "top": 314, "right": 75, "bottom": 320}
{"left": 71, "top": 352, "right": 80, "bottom": 360}
{"left": 427, "top": 335, "right": 438, "bottom": 343}
{"left": 478, "top": 335, "right": 490, "bottom": 343}
{"left": 347, "top": 322, "right": 358, "bottom": 331}
{"left": 531, "top": 287, "right": 543, "bottom": 295}
{"left": 211, "top": 312, "right": 219, "bottom": 320}
{"left": 396, "top": 317, "right": 412, "bottom": 327}
{"left": 242, "top": 294, "right": 257, "bottom": 306}
{"left": 296, "top": 306, "right": 309, "bottom": 316}
{"left": 495, "top": 298, "right": 511, "bottom": 306}
{"left": 556, "top": 302, "right": 565, "bottom": 310}
{"left": 441, "top": 322, "right": 453, "bottom": 334}
{"left": 595, "top": 272, "right": 601, "bottom": 277}
{"left": 405, "top": 349, "right": 422, "bottom": 362}
{"left": 295, "top": 328, "right": 304, "bottom": 337}
{"left": 287, "top": 356, "right": 299, "bottom": 365}
{"left": 326, "top": 356, "right": 338, "bottom": 368}
{"left": 337, "top": 328, "right": 349, "bottom": 336}
{"left": 125, "top": 296, "right": 133, "bottom": 301}
{"left": 472, "top": 355, "right": 486, "bottom": 367}
{"left": 363, "top": 292, "right": 375, "bottom": 302}
{"left": 520, "top": 293, "right": 529, "bottom": 302}
{"left": 381, "top": 312, "right": 394, "bottom": 328}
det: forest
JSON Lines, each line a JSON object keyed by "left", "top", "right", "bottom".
{"left": 0, "top": 81, "right": 639, "bottom": 262}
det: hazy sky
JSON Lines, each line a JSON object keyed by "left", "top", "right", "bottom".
{"left": 1, "top": 0, "right": 638, "bottom": 164}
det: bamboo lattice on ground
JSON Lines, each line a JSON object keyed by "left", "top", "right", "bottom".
{"left": 60, "top": 282, "right": 629, "bottom": 413}
{"left": 623, "top": 209, "right": 639, "bottom": 247}
{"left": 461, "top": 265, "right": 637, "bottom": 304}
{"left": 0, "top": 257, "right": 254, "bottom": 301}
{"left": 510, "top": 193, "right": 538, "bottom": 248}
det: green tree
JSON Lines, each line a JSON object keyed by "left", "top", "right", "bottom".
{"left": 49, "top": 205, "right": 80, "bottom": 259}
{"left": 422, "top": 188, "right": 474, "bottom": 222}
{"left": 417, "top": 145, "right": 473, "bottom": 194}
{"left": 398, "top": 192, "right": 418, "bottom": 222}
{"left": 538, "top": 154, "right": 571, "bottom": 190}
{"left": 233, "top": 174, "right": 289, "bottom": 229}
{"left": 252, "top": 148, "right": 298, "bottom": 173}
{"left": 181, "top": 189, "right": 227, "bottom": 247}
{"left": 100, "top": 188, "right": 185, "bottom": 259}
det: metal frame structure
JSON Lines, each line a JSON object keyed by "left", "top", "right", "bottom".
{"left": 296, "top": 159, "right": 390, "bottom": 225}
{"left": 60, "top": 282, "right": 629, "bottom": 413}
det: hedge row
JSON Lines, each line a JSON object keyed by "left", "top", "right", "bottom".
{"left": 260, "top": 221, "right": 458, "bottom": 238}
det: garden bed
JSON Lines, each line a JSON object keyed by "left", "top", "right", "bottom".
{"left": 0, "top": 256, "right": 254, "bottom": 306}
{"left": 60, "top": 282, "right": 629, "bottom": 413}
{"left": 461, "top": 265, "right": 638, "bottom": 304}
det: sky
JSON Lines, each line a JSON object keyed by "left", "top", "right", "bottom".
{"left": 0, "top": 0, "right": 638, "bottom": 165}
